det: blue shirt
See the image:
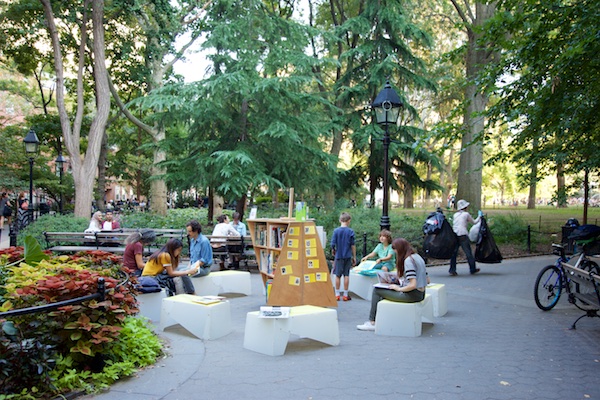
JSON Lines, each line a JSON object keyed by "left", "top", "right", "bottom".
{"left": 331, "top": 226, "right": 355, "bottom": 259}
{"left": 189, "top": 234, "right": 213, "bottom": 267}
{"left": 230, "top": 221, "right": 247, "bottom": 237}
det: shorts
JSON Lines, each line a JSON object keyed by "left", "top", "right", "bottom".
{"left": 333, "top": 258, "right": 352, "bottom": 277}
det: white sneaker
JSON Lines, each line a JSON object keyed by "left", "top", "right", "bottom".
{"left": 357, "top": 321, "right": 375, "bottom": 331}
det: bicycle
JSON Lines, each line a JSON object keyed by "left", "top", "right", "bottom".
{"left": 534, "top": 236, "right": 600, "bottom": 311}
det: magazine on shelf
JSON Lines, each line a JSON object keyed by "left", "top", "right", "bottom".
{"left": 259, "top": 306, "right": 290, "bottom": 318}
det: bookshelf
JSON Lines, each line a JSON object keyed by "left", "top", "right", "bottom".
{"left": 247, "top": 218, "right": 337, "bottom": 308}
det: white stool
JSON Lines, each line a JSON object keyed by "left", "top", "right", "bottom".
{"left": 137, "top": 289, "right": 167, "bottom": 323}
{"left": 191, "top": 270, "right": 252, "bottom": 296}
{"left": 160, "top": 294, "right": 232, "bottom": 340}
{"left": 375, "top": 294, "right": 434, "bottom": 337}
{"left": 243, "top": 305, "right": 340, "bottom": 356}
{"left": 426, "top": 283, "right": 447, "bottom": 317}
{"left": 348, "top": 271, "right": 378, "bottom": 300}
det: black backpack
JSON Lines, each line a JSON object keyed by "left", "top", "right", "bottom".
{"left": 475, "top": 216, "right": 503, "bottom": 263}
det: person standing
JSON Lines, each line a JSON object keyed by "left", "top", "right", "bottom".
{"left": 0, "top": 192, "right": 12, "bottom": 229}
{"left": 330, "top": 212, "right": 356, "bottom": 301}
{"left": 449, "top": 199, "right": 483, "bottom": 276}
{"left": 357, "top": 238, "right": 427, "bottom": 331}
{"left": 187, "top": 220, "right": 213, "bottom": 277}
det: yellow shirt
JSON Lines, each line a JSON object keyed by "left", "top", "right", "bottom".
{"left": 142, "top": 253, "right": 172, "bottom": 276}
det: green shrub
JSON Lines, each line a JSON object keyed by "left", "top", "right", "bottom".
{"left": 17, "top": 214, "right": 89, "bottom": 246}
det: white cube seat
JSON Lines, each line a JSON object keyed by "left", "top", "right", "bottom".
{"left": 348, "top": 271, "right": 378, "bottom": 300}
{"left": 191, "top": 270, "right": 252, "bottom": 296}
{"left": 243, "top": 305, "right": 340, "bottom": 356}
{"left": 137, "top": 289, "right": 167, "bottom": 323}
{"left": 426, "top": 283, "right": 447, "bottom": 317}
{"left": 375, "top": 294, "right": 434, "bottom": 337}
{"left": 160, "top": 294, "right": 232, "bottom": 340}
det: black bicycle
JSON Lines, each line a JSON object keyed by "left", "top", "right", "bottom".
{"left": 534, "top": 228, "right": 600, "bottom": 311}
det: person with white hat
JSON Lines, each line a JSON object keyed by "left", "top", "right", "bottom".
{"left": 449, "top": 199, "right": 483, "bottom": 276}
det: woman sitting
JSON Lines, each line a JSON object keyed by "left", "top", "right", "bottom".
{"left": 123, "top": 229, "right": 156, "bottom": 277}
{"left": 142, "top": 239, "right": 198, "bottom": 296}
{"left": 357, "top": 237, "right": 428, "bottom": 331}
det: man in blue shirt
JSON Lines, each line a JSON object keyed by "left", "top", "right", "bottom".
{"left": 186, "top": 220, "right": 213, "bottom": 277}
{"left": 330, "top": 212, "right": 356, "bottom": 301}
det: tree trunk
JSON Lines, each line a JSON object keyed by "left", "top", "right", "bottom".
{"left": 41, "top": 0, "right": 111, "bottom": 218}
{"left": 403, "top": 181, "right": 414, "bottom": 209}
{"left": 556, "top": 162, "right": 566, "bottom": 208}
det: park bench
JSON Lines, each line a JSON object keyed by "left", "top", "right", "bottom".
{"left": 561, "top": 262, "right": 600, "bottom": 329}
{"left": 207, "top": 235, "right": 255, "bottom": 270}
{"left": 43, "top": 231, "right": 131, "bottom": 254}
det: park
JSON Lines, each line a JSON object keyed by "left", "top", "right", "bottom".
{"left": 1, "top": 0, "right": 599, "bottom": 398}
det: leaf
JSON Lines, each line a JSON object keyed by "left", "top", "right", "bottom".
{"left": 24, "top": 235, "right": 50, "bottom": 265}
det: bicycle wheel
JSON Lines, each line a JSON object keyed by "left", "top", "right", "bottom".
{"left": 534, "top": 264, "right": 563, "bottom": 311}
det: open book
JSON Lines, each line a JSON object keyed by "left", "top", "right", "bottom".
{"left": 373, "top": 271, "right": 403, "bottom": 289}
{"left": 190, "top": 295, "right": 226, "bottom": 305}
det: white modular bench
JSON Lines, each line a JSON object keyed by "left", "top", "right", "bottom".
{"left": 243, "top": 305, "right": 340, "bottom": 356}
{"left": 375, "top": 294, "right": 434, "bottom": 337}
{"left": 137, "top": 289, "right": 167, "bottom": 323}
{"left": 160, "top": 294, "right": 232, "bottom": 340}
{"left": 426, "top": 283, "right": 447, "bottom": 317}
{"left": 348, "top": 271, "right": 378, "bottom": 300}
{"left": 191, "top": 270, "right": 252, "bottom": 296}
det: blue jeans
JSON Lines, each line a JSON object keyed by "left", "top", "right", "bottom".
{"left": 449, "top": 235, "right": 476, "bottom": 273}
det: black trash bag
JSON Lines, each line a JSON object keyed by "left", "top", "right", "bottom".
{"left": 423, "top": 211, "right": 458, "bottom": 259}
{"left": 475, "top": 216, "right": 503, "bottom": 263}
{"left": 568, "top": 224, "right": 600, "bottom": 241}
{"left": 423, "top": 210, "right": 446, "bottom": 235}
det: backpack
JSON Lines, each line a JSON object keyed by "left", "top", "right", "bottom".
{"left": 423, "top": 211, "right": 458, "bottom": 259}
{"left": 475, "top": 216, "right": 503, "bottom": 263}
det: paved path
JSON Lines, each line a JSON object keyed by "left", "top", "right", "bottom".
{"left": 72, "top": 255, "right": 600, "bottom": 400}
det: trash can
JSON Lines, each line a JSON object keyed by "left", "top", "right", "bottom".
{"left": 562, "top": 218, "right": 580, "bottom": 255}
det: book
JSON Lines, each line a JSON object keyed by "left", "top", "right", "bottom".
{"left": 190, "top": 295, "right": 226, "bottom": 305}
{"left": 259, "top": 306, "right": 290, "bottom": 318}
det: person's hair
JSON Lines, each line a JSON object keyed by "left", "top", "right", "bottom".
{"left": 339, "top": 212, "right": 351, "bottom": 223}
{"left": 1, "top": 192, "right": 6, "bottom": 198}
{"left": 392, "top": 237, "right": 416, "bottom": 277}
{"left": 232, "top": 212, "right": 241, "bottom": 221}
{"left": 186, "top": 220, "right": 202, "bottom": 233}
{"left": 216, "top": 214, "right": 227, "bottom": 223}
{"left": 149, "top": 238, "right": 183, "bottom": 269}
{"left": 379, "top": 230, "right": 392, "bottom": 244}
{"left": 125, "top": 229, "right": 156, "bottom": 245}
{"left": 92, "top": 211, "right": 103, "bottom": 220}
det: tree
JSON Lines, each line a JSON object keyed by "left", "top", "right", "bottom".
{"left": 484, "top": 0, "right": 600, "bottom": 218}
{"left": 38, "top": 0, "right": 111, "bottom": 217}
{"left": 449, "top": 0, "right": 498, "bottom": 211}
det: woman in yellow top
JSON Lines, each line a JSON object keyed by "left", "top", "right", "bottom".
{"left": 142, "top": 239, "right": 198, "bottom": 295}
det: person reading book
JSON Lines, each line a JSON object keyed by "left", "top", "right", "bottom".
{"left": 360, "top": 230, "right": 395, "bottom": 272}
{"left": 357, "top": 237, "right": 428, "bottom": 331}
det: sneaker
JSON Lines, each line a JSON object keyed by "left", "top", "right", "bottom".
{"left": 357, "top": 321, "right": 375, "bottom": 331}
{"left": 449, "top": 271, "right": 458, "bottom": 276}
{"left": 336, "top": 295, "right": 340, "bottom": 301}
{"left": 470, "top": 268, "right": 481, "bottom": 275}
{"left": 343, "top": 295, "right": 351, "bottom": 301}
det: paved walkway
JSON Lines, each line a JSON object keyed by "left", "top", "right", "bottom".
{"left": 3, "top": 233, "right": 598, "bottom": 399}
{"left": 74, "top": 255, "right": 600, "bottom": 400}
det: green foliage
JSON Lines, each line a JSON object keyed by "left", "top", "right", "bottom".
{"left": 119, "top": 208, "right": 209, "bottom": 229}
{"left": 486, "top": 213, "right": 530, "bottom": 247}
{"left": 0, "top": 239, "right": 162, "bottom": 398}
{"left": 17, "top": 214, "right": 89, "bottom": 247}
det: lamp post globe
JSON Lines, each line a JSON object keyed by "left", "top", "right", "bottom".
{"left": 24, "top": 129, "right": 40, "bottom": 207}
{"left": 372, "top": 80, "right": 402, "bottom": 231}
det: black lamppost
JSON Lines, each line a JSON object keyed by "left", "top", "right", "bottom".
{"left": 55, "top": 153, "right": 66, "bottom": 214}
{"left": 24, "top": 129, "right": 40, "bottom": 213}
{"left": 372, "top": 80, "right": 402, "bottom": 231}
